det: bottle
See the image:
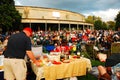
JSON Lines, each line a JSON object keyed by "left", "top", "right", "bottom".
{"left": 65, "top": 51, "right": 69, "bottom": 60}
{"left": 77, "top": 51, "right": 80, "bottom": 58}
{"left": 60, "top": 50, "right": 65, "bottom": 61}
{"left": 60, "top": 53, "right": 65, "bottom": 61}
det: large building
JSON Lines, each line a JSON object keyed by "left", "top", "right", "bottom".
{"left": 16, "top": 6, "right": 93, "bottom": 31}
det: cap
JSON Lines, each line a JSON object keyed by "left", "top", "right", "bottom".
{"left": 23, "top": 27, "right": 32, "bottom": 36}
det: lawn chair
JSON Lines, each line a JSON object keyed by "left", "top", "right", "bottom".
{"left": 111, "top": 42, "right": 120, "bottom": 54}
{"left": 85, "top": 43, "right": 98, "bottom": 60}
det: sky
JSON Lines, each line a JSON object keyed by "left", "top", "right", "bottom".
{"left": 14, "top": 0, "right": 120, "bottom": 22}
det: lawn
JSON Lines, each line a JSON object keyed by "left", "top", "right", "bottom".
{"left": 77, "top": 73, "right": 97, "bottom": 80}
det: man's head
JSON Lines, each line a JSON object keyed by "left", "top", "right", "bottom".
{"left": 23, "top": 27, "right": 32, "bottom": 37}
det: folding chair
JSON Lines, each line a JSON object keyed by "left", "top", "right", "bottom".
{"left": 111, "top": 42, "right": 120, "bottom": 54}
{"left": 85, "top": 43, "right": 97, "bottom": 60}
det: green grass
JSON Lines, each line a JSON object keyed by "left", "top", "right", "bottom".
{"left": 91, "top": 60, "right": 105, "bottom": 67}
{"left": 77, "top": 73, "right": 97, "bottom": 80}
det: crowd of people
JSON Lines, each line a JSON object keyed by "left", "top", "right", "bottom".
{"left": 0, "top": 28, "right": 120, "bottom": 53}
{"left": 31, "top": 28, "right": 119, "bottom": 54}
{"left": 0, "top": 27, "right": 120, "bottom": 80}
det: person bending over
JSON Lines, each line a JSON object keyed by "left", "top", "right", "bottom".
{"left": 3, "top": 27, "right": 41, "bottom": 80}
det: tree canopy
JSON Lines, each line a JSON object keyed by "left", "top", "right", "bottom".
{"left": 107, "top": 21, "right": 115, "bottom": 30}
{"left": 85, "top": 15, "right": 101, "bottom": 24}
{"left": 0, "top": 0, "right": 21, "bottom": 33}
{"left": 115, "top": 11, "right": 120, "bottom": 30}
{"left": 85, "top": 15, "right": 116, "bottom": 30}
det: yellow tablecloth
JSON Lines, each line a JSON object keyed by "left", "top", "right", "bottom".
{"left": 31, "top": 58, "right": 92, "bottom": 80}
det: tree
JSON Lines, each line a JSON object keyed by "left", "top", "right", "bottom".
{"left": 85, "top": 15, "right": 101, "bottom": 24}
{"left": 85, "top": 16, "right": 94, "bottom": 24}
{"left": 102, "top": 22, "right": 108, "bottom": 30}
{"left": 115, "top": 11, "right": 120, "bottom": 30}
{"left": 94, "top": 20, "right": 109, "bottom": 30}
{"left": 0, "top": 0, "right": 21, "bottom": 33}
{"left": 94, "top": 20, "right": 103, "bottom": 30}
{"left": 107, "top": 21, "right": 115, "bottom": 30}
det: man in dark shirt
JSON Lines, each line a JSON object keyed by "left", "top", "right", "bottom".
{"left": 3, "top": 27, "right": 41, "bottom": 80}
